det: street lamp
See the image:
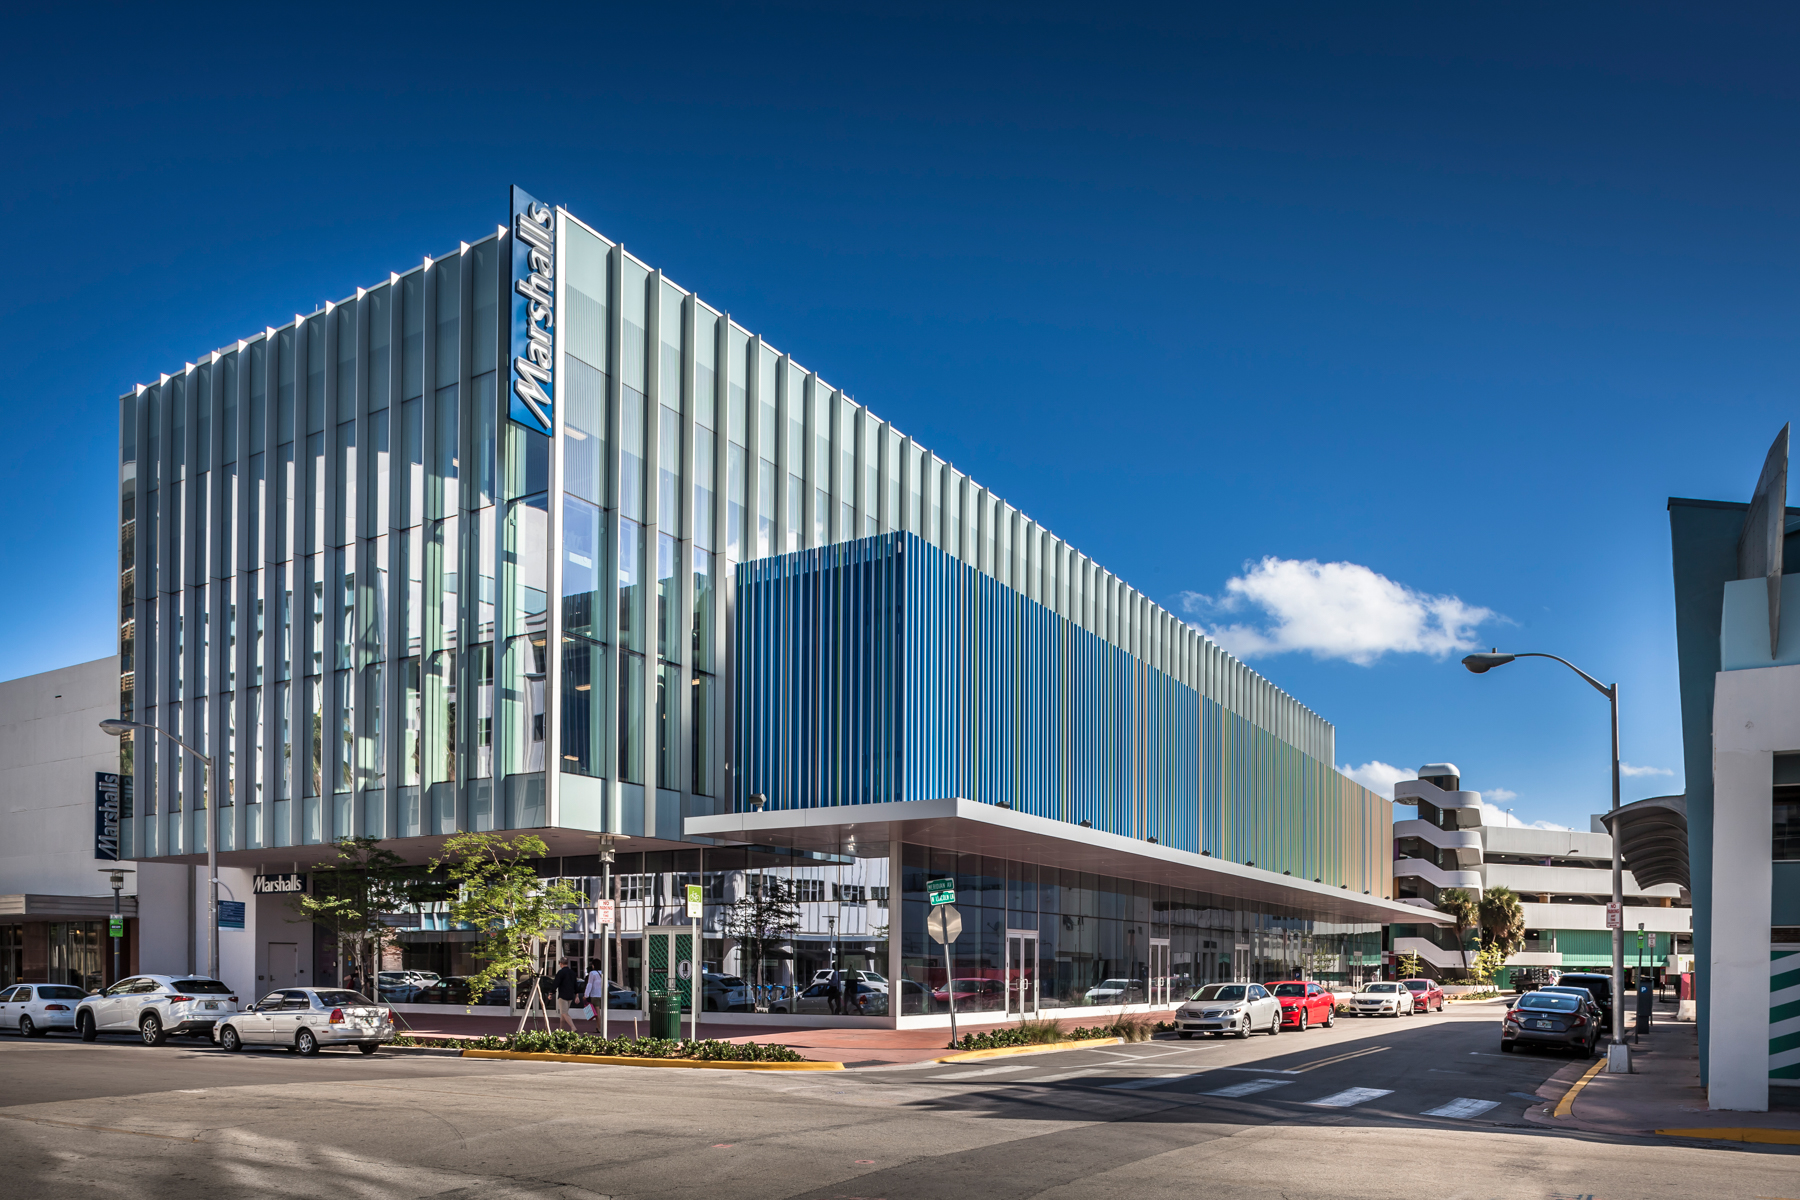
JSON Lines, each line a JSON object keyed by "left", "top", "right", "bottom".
{"left": 1461, "top": 650, "right": 1629, "bottom": 1072}
{"left": 99, "top": 718, "right": 218, "bottom": 982}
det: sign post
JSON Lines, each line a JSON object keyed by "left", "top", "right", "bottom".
{"left": 687, "top": 884, "right": 704, "bottom": 1042}
{"left": 928, "top": 903, "right": 963, "bottom": 1047}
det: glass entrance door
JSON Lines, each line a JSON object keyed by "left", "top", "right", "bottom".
{"left": 1233, "top": 943, "right": 1251, "bottom": 982}
{"left": 1148, "top": 938, "right": 1171, "bottom": 1006}
{"left": 1006, "top": 930, "right": 1039, "bottom": 1016}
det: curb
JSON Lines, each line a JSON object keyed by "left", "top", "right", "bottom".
{"left": 380, "top": 1044, "right": 467, "bottom": 1057}
{"left": 935, "top": 1037, "right": 1123, "bottom": 1064}
{"left": 1551, "top": 1057, "right": 1609, "bottom": 1118}
{"left": 1655, "top": 1128, "right": 1800, "bottom": 1145}
{"left": 461, "top": 1049, "right": 845, "bottom": 1071}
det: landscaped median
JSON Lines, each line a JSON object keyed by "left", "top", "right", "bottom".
{"left": 394, "top": 1031, "right": 843, "bottom": 1071}
{"left": 933, "top": 1016, "right": 1157, "bottom": 1062}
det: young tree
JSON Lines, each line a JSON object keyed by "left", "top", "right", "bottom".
{"left": 434, "top": 831, "right": 586, "bottom": 1026}
{"left": 287, "top": 836, "right": 429, "bottom": 997}
{"left": 1396, "top": 951, "right": 1426, "bottom": 980}
{"left": 1478, "top": 885, "right": 1527, "bottom": 956}
{"left": 1436, "top": 887, "right": 1478, "bottom": 977}
{"left": 722, "top": 873, "right": 801, "bottom": 1010}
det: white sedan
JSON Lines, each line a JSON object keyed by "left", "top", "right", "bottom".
{"left": 1350, "top": 981, "right": 1416, "bottom": 1017}
{"left": 0, "top": 983, "right": 88, "bottom": 1036}
{"left": 1173, "top": 982, "right": 1282, "bottom": 1038}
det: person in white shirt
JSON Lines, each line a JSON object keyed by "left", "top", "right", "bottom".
{"left": 582, "top": 960, "right": 608, "bottom": 1032}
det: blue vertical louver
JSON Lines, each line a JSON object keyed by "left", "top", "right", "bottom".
{"left": 736, "top": 533, "right": 1387, "bottom": 883}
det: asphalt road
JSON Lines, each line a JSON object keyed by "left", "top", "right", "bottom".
{"left": 0, "top": 1002, "right": 1791, "bottom": 1200}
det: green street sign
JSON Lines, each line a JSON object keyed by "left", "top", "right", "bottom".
{"left": 108, "top": 915, "right": 123, "bottom": 938}
{"left": 927, "top": 877, "right": 955, "bottom": 905}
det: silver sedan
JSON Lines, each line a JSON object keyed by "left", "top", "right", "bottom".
{"left": 215, "top": 988, "right": 395, "bottom": 1055}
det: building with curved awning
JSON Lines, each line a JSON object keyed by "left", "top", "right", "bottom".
{"left": 1600, "top": 794, "right": 1689, "bottom": 893}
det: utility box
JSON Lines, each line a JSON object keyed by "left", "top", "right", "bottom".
{"left": 1636, "top": 981, "right": 1654, "bottom": 1035}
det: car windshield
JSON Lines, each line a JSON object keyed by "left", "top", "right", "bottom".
{"left": 313, "top": 990, "right": 374, "bottom": 1006}
{"left": 173, "top": 979, "right": 234, "bottom": 994}
{"left": 1098, "top": 979, "right": 1132, "bottom": 989}
{"left": 1403, "top": 981, "right": 1428, "bottom": 991}
{"left": 1363, "top": 983, "right": 1401, "bottom": 994}
{"left": 1273, "top": 984, "right": 1307, "bottom": 997}
{"left": 1519, "top": 993, "right": 1580, "bottom": 1011}
{"left": 36, "top": 985, "right": 87, "bottom": 1000}
{"left": 1190, "top": 984, "right": 1247, "bottom": 1001}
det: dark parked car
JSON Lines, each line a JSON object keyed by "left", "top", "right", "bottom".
{"left": 1502, "top": 990, "right": 1600, "bottom": 1056}
{"left": 1551, "top": 973, "right": 1615, "bottom": 1029}
{"left": 414, "top": 976, "right": 511, "bottom": 1007}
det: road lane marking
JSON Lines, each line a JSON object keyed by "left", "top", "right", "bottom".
{"left": 1305, "top": 1087, "right": 1393, "bottom": 1108}
{"left": 1205, "top": 1079, "right": 1294, "bottom": 1098}
{"left": 1421, "top": 1098, "right": 1501, "bottom": 1119}
{"left": 1102, "top": 1073, "right": 1204, "bottom": 1090}
{"left": 1026, "top": 1068, "right": 1103, "bottom": 1083}
{"left": 1212, "top": 1046, "right": 1389, "bottom": 1076}
{"left": 925, "top": 1065, "right": 1031, "bottom": 1081}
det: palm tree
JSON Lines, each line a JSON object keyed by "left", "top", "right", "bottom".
{"left": 1436, "top": 887, "right": 1478, "bottom": 975}
{"left": 1478, "top": 886, "right": 1527, "bottom": 957}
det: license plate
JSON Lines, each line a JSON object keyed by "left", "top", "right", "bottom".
{"left": 203, "top": 1002, "right": 218, "bottom": 1010}
{"left": 1533, "top": 1020, "right": 1553, "bottom": 1029}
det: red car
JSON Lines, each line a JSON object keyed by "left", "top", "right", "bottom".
{"left": 1268, "top": 980, "right": 1336, "bottom": 1030}
{"left": 1401, "top": 977, "right": 1445, "bottom": 1013}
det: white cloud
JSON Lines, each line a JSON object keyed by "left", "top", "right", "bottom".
{"left": 1182, "top": 558, "right": 1496, "bottom": 666}
{"left": 1620, "top": 763, "right": 1674, "bottom": 778}
{"left": 1472, "top": 796, "right": 1571, "bottom": 831}
{"left": 1340, "top": 760, "right": 1413, "bottom": 800}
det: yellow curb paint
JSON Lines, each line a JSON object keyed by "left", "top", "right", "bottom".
{"left": 462, "top": 1049, "right": 844, "bottom": 1071}
{"left": 1552, "top": 1057, "right": 1608, "bottom": 1118}
{"left": 1655, "top": 1128, "right": 1800, "bottom": 1145}
{"left": 935, "top": 1037, "right": 1124, "bottom": 1064}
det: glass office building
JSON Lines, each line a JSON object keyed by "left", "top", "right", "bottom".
{"left": 114, "top": 190, "right": 1433, "bottom": 1019}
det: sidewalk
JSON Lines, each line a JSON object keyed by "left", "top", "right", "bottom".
{"left": 1526, "top": 1005, "right": 1800, "bottom": 1141}
{"left": 392, "top": 1008, "right": 1180, "bottom": 1065}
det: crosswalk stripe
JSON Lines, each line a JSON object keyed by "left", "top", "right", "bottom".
{"left": 1205, "top": 1079, "right": 1293, "bottom": 1098}
{"left": 925, "top": 1065, "right": 1031, "bottom": 1081}
{"left": 1421, "top": 1098, "right": 1500, "bottom": 1119}
{"left": 1305, "top": 1087, "right": 1393, "bottom": 1108}
{"left": 1103, "top": 1073, "right": 1203, "bottom": 1090}
{"left": 1026, "top": 1069, "right": 1103, "bottom": 1084}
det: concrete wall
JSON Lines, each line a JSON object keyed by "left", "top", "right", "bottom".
{"left": 1710, "top": 662, "right": 1791, "bottom": 1111}
{"left": 0, "top": 657, "right": 188, "bottom": 960}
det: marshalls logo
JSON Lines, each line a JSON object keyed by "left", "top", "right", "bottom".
{"left": 509, "top": 185, "right": 557, "bottom": 436}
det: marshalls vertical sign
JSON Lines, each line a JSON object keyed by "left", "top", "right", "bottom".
{"left": 509, "top": 184, "right": 557, "bottom": 435}
{"left": 94, "top": 772, "right": 122, "bottom": 861}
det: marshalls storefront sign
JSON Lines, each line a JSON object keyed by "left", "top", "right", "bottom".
{"left": 509, "top": 184, "right": 557, "bottom": 436}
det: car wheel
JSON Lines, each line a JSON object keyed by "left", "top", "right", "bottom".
{"left": 219, "top": 1025, "right": 243, "bottom": 1053}
{"left": 358, "top": 1043, "right": 378, "bottom": 1055}
{"left": 78, "top": 1012, "right": 97, "bottom": 1042}
{"left": 1297, "top": 1010, "right": 1308, "bottom": 1032}
{"left": 19, "top": 1016, "right": 37, "bottom": 1039}
{"left": 140, "top": 1014, "right": 166, "bottom": 1046}
{"left": 1178, "top": 1032, "right": 1194, "bottom": 1039}
{"left": 1324, "top": 1008, "right": 1335, "bottom": 1028}
{"left": 1268, "top": 1011, "right": 1281, "bottom": 1036}
{"left": 1234, "top": 1018, "right": 1250, "bottom": 1039}
{"left": 296, "top": 1029, "right": 319, "bottom": 1056}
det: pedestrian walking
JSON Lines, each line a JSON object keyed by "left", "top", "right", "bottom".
{"left": 826, "top": 971, "right": 843, "bottom": 1015}
{"left": 553, "top": 957, "right": 581, "bottom": 1032}
{"left": 583, "top": 959, "right": 608, "bottom": 1032}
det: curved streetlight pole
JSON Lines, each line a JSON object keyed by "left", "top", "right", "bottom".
{"left": 1461, "top": 651, "right": 1627, "bottom": 1071}
{"left": 99, "top": 718, "right": 217, "bottom": 982}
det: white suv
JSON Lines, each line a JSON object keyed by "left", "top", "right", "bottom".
{"left": 76, "top": 975, "right": 240, "bottom": 1045}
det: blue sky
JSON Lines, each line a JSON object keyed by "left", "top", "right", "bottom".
{"left": 4, "top": 3, "right": 1796, "bottom": 828}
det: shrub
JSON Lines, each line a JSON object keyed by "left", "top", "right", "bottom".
{"left": 394, "top": 1030, "right": 802, "bottom": 1061}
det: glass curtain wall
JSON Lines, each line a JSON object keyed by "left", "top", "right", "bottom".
{"left": 896, "top": 845, "right": 1380, "bottom": 1015}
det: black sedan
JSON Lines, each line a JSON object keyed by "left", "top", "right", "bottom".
{"left": 1501, "top": 990, "right": 1600, "bottom": 1056}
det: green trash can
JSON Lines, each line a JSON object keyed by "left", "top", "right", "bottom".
{"left": 648, "top": 990, "right": 682, "bottom": 1040}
